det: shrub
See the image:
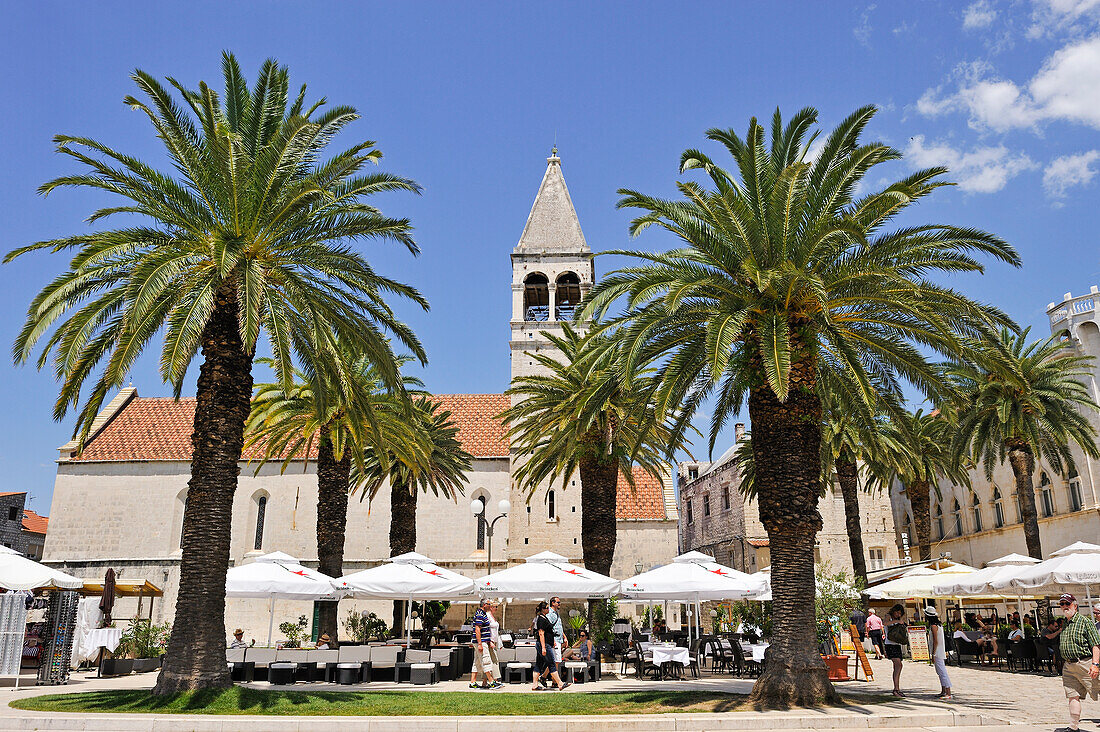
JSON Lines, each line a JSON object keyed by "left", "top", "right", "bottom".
{"left": 117, "top": 619, "right": 171, "bottom": 658}
{"left": 278, "top": 615, "right": 309, "bottom": 647}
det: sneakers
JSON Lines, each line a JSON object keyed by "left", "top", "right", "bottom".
{"left": 488, "top": 681, "right": 505, "bottom": 689}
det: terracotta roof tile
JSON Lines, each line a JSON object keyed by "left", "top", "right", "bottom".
{"left": 616, "top": 466, "right": 668, "bottom": 520}
{"left": 747, "top": 538, "right": 770, "bottom": 547}
{"left": 69, "top": 394, "right": 511, "bottom": 462}
{"left": 22, "top": 509, "right": 48, "bottom": 535}
{"left": 0, "top": 492, "right": 26, "bottom": 498}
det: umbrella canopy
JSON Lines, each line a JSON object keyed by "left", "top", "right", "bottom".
{"left": 620, "top": 551, "right": 758, "bottom": 601}
{"left": 225, "top": 551, "right": 344, "bottom": 600}
{"left": 478, "top": 551, "right": 619, "bottom": 599}
{"left": 341, "top": 552, "right": 475, "bottom": 600}
{"left": 867, "top": 563, "right": 977, "bottom": 600}
{"left": 0, "top": 553, "right": 82, "bottom": 591}
{"left": 747, "top": 568, "right": 859, "bottom": 602}
{"left": 992, "top": 542, "right": 1100, "bottom": 594}
{"left": 932, "top": 553, "right": 1040, "bottom": 597}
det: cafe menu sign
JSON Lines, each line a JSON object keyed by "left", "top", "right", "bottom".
{"left": 907, "top": 626, "right": 930, "bottom": 662}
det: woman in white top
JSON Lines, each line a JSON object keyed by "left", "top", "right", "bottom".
{"left": 925, "top": 607, "right": 952, "bottom": 700}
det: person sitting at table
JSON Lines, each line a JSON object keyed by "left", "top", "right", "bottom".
{"left": 315, "top": 633, "right": 334, "bottom": 650}
{"left": 562, "top": 629, "right": 594, "bottom": 662}
{"left": 1007, "top": 620, "right": 1024, "bottom": 641}
{"left": 652, "top": 619, "right": 667, "bottom": 638}
{"left": 228, "top": 628, "right": 248, "bottom": 649}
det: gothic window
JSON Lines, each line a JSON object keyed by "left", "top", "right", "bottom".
{"left": 1040, "top": 472, "right": 1055, "bottom": 517}
{"left": 686, "top": 499, "right": 694, "bottom": 525}
{"left": 722, "top": 486, "right": 731, "bottom": 511}
{"left": 254, "top": 495, "right": 267, "bottom": 551}
{"left": 935, "top": 504, "right": 944, "bottom": 539}
{"left": 547, "top": 490, "right": 556, "bottom": 520}
{"left": 952, "top": 499, "right": 963, "bottom": 536}
{"left": 992, "top": 486, "right": 1005, "bottom": 529}
{"left": 970, "top": 492, "right": 983, "bottom": 532}
{"left": 1069, "top": 478, "right": 1084, "bottom": 511}
{"left": 555, "top": 272, "right": 581, "bottom": 321}
{"left": 523, "top": 273, "right": 549, "bottom": 321}
{"left": 703, "top": 494, "right": 710, "bottom": 517}
{"left": 473, "top": 490, "right": 488, "bottom": 550}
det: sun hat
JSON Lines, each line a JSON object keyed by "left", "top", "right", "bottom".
{"left": 233, "top": 628, "right": 244, "bottom": 635}
{"left": 319, "top": 633, "right": 331, "bottom": 643}
{"left": 924, "top": 606, "right": 938, "bottom": 617}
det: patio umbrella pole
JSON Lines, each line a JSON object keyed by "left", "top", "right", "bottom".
{"left": 267, "top": 597, "right": 275, "bottom": 647}
{"left": 405, "top": 598, "right": 412, "bottom": 646}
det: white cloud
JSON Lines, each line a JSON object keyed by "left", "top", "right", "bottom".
{"left": 1028, "top": 0, "right": 1100, "bottom": 38}
{"left": 905, "top": 136, "right": 1037, "bottom": 193}
{"left": 964, "top": 1, "right": 997, "bottom": 29}
{"left": 854, "top": 4, "right": 876, "bottom": 46}
{"left": 1043, "top": 150, "right": 1100, "bottom": 196}
{"left": 916, "top": 35, "right": 1100, "bottom": 131}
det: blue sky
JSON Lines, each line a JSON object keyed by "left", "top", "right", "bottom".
{"left": 2, "top": 1, "right": 1099, "bottom": 511}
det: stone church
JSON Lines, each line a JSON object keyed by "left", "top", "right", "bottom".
{"left": 41, "top": 151, "right": 680, "bottom": 637}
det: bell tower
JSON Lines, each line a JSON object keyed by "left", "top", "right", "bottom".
{"left": 507, "top": 149, "right": 594, "bottom": 561}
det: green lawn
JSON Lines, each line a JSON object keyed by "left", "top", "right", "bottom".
{"left": 10, "top": 687, "right": 804, "bottom": 716}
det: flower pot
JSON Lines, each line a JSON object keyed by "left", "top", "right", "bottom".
{"left": 822, "top": 654, "right": 849, "bottom": 681}
{"left": 101, "top": 658, "right": 134, "bottom": 676}
{"left": 132, "top": 657, "right": 160, "bottom": 673}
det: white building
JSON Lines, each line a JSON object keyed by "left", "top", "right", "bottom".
{"left": 42, "top": 151, "right": 680, "bottom": 639}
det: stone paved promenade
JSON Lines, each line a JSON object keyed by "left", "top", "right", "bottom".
{"left": 0, "top": 656, "right": 1089, "bottom": 730}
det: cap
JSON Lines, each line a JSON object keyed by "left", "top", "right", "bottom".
{"left": 1059, "top": 593, "right": 1076, "bottom": 604}
{"left": 924, "top": 606, "right": 938, "bottom": 617}
{"left": 1092, "top": 603, "right": 1100, "bottom": 612}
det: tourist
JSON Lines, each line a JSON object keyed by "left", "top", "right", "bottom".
{"left": 316, "top": 633, "right": 334, "bottom": 650}
{"left": 1092, "top": 603, "right": 1100, "bottom": 634}
{"left": 850, "top": 606, "right": 867, "bottom": 643}
{"left": 547, "top": 596, "right": 565, "bottom": 674}
{"left": 532, "top": 602, "right": 568, "bottom": 691}
{"left": 469, "top": 598, "right": 503, "bottom": 689}
{"left": 562, "top": 629, "right": 594, "bottom": 662}
{"left": 866, "top": 608, "right": 885, "bottom": 659}
{"left": 1008, "top": 620, "right": 1024, "bottom": 641}
{"left": 925, "top": 607, "right": 952, "bottom": 700}
{"left": 883, "top": 603, "right": 907, "bottom": 697}
{"left": 228, "top": 628, "right": 247, "bottom": 649}
{"left": 1057, "top": 593, "right": 1100, "bottom": 732}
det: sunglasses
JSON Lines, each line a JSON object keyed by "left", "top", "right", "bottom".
{"left": 1059, "top": 601, "right": 1072, "bottom": 607}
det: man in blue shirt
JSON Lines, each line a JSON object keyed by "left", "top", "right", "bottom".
{"left": 547, "top": 596, "right": 565, "bottom": 674}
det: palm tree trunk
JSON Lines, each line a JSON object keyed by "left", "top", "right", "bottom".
{"left": 745, "top": 350, "right": 839, "bottom": 708}
{"left": 389, "top": 480, "right": 417, "bottom": 635}
{"left": 154, "top": 284, "right": 252, "bottom": 695}
{"left": 908, "top": 479, "right": 933, "bottom": 561}
{"left": 578, "top": 451, "right": 619, "bottom": 577}
{"left": 316, "top": 436, "right": 350, "bottom": 642}
{"left": 836, "top": 457, "right": 868, "bottom": 589}
{"left": 1007, "top": 441, "right": 1043, "bottom": 559}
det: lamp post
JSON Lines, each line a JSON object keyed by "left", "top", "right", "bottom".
{"left": 470, "top": 498, "right": 510, "bottom": 576}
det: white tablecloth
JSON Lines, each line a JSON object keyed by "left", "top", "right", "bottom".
{"left": 650, "top": 646, "right": 689, "bottom": 666}
{"left": 744, "top": 643, "right": 768, "bottom": 662}
{"left": 81, "top": 627, "right": 122, "bottom": 661}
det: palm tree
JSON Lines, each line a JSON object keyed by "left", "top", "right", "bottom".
{"left": 246, "top": 353, "right": 429, "bottom": 641}
{"left": 351, "top": 397, "right": 472, "bottom": 634}
{"left": 581, "top": 106, "right": 1018, "bottom": 707}
{"left": 946, "top": 328, "right": 1099, "bottom": 559}
{"left": 867, "top": 409, "right": 970, "bottom": 562}
{"left": 6, "top": 55, "right": 426, "bottom": 693}
{"left": 499, "top": 324, "right": 685, "bottom": 579}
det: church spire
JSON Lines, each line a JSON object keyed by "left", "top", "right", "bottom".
{"left": 515, "top": 148, "right": 589, "bottom": 253}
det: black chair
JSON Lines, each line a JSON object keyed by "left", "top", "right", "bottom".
{"left": 954, "top": 638, "right": 983, "bottom": 666}
{"left": 706, "top": 638, "right": 732, "bottom": 674}
{"left": 1033, "top": 639, "right": 1054, "bottom": 674}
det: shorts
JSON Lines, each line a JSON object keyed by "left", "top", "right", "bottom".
{"left": 473, "top": 643, "right": 498, "bottom": 679}
{"left": 536, "top": 646, "right": 553, "bottom": 673}
{"left": 1063, "top": 659, "right": 1100, "bottom": 700}
{"left": 884, "top": 643, "right": 903, "bottom": 660}
{"left": 869, "top": 629, "right": 884, "bottom": 648}
{"left": 550, "top": 645, "right": 561, "bottom": 664}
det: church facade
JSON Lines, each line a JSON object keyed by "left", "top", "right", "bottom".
{"left": 41, "top": 152, "right": 680, "bottom": 638}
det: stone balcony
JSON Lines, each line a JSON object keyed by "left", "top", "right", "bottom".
{"left": 1048, "top": 287, "right": 1098, "bottom": 332}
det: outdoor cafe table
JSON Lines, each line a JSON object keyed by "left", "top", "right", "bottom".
{"left": 743, "top": 642, "right": 768, "bottom": 662}
{"left": 648, "top": 644, "right": 690, "bottom": 680}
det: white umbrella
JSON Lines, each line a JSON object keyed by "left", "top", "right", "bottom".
{"left": 620, "top": 551, "right": 758, "bottom": 641}
{"left": 746, "top": 566, "right": 859, "bottom": 603}
{"left": 0, "top": 553, "right": 82, "bottom": 591}
{"left": 932, "top": 553, "right": 1040, "bottom": 597}
{"left": 478, "top": 551, "right": 619, "bottom": 599}
{"left": 866, "top": 564, "right": 977, "bottom": 600}
{"left": 225, "top": 551, "right": 345, "bottom": 646}
{"left": 993, "top": 542, "right": 1100, "bottom": 599}
{"left": 341, "top": 552, "right": 475, "bottom": 645}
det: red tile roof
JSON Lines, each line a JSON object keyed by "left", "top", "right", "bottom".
{"left": 616, "top": 466, "right": 668, "bottom": 520}
{"left": 747, "top": 538, "right": 770, "bottom": 547}
{"left": 22, "top": 509, "right": 48, "bottom": 535}
{"left": 0, "top": 492, "right": 26, "bottom": 498}
{"left": 68, "top": 394, "right": 511, "bottom": 462}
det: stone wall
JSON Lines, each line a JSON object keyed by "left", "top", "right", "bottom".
{"left": 0, "top": 494, "right": 29, "bottom": 554}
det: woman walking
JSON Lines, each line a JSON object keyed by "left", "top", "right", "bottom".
{"left": 532, "top": 602, "right": 568, "bottom": 691}
{"left": 884, "top": 603, "right": 907, "bottom": 697}
{"left": 926, "top": 607, "right": 952, "bottom": 700}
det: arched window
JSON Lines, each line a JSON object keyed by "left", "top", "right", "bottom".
{"left": 555, "top": 272, "right": 581, "bottom": 320}
{"left": 254, "top": 495, "right": 267, "bottom": 551}
{"left": 1068, "top": 468, "right": 1084, "bottom": 512}
{"left": 472, "top": 490, "right": 488, "bottom": 550}
{"left": 1039, "top": 472, "right": 1055, "bottom": 517}
{"left": 992, "top": 486, "right": 1005, "bottom": 528}
{"left": 178, "top": 491, "right": 189, "bottom": 549}
{"left": 935, "top": 504, "right": 944, "bottom": 539}
{"left": 970, "top": 492, "right": 983, "bottom": 532}
{"left": 523, "top": 273, "right": 549, "bottom": 321}
{"left": 547, "top": 490, "right": 556, "bottom": 520}
{"left": 952, "top": 499, "right": 963, "bottom": 536}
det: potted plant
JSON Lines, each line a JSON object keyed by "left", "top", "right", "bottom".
{"left": 278, "top": 615, "right": 309, "bottom": 648}
{"left": 815, "top": 562, "right": 855, "bottom": 681}
{"left": 344, "top": 610, "right": 390, "bottom": 644}
{"left": 114, "top": 618, "right": 171, "bottom": 673}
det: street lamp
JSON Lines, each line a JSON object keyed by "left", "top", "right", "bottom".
{"left": 470, "top": 498, "right": 510, "bottom": 576}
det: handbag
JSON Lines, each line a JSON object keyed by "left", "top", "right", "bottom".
{"left": 886, "top": 623, "right": 909, "bottom": 645}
